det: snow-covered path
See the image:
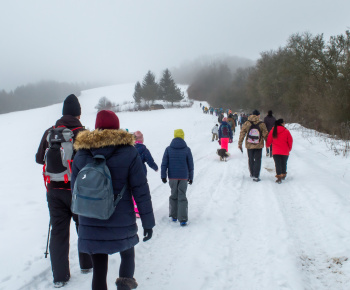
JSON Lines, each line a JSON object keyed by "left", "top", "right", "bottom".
{"left": 1, "top": 90, "right": 350, "bottom": 290}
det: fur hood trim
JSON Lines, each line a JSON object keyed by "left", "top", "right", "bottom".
{"left": 74, "top": 129, "right": 135, "bottom": 150}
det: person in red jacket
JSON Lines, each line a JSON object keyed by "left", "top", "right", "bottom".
{"left": 266, "top": 119, "right": 293, "bottom": 184}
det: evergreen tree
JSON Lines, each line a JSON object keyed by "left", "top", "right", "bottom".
{"left": 159, "top": 69, "right": 184, "bottom": 105}
{"left": 133, "top": 81, "right": 142, "bottom": 104}
{"left": 141, "top": 70, "right": 159, "bottom": 104}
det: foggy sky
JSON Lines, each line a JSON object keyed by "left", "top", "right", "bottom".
{"left": 1, "top": 0, "right": 349, "bottom": 90}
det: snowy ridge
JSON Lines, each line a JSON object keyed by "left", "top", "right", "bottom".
{"left": 1, "top": 84, "right": 350, "bottom": 290}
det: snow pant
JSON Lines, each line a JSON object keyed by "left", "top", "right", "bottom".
{"left": 247, "top": 149, "right": 262, "bottom": 178}
{"left": 212, "top": 133, "right": 218, "bottom": 141}
{"left": 91, "top": 247, "right": 135, "bottom": 290}
{"left": 47, "top": 188, "right": 92, "bottom": 283}
{"left": 169, "top": 179, "right": 188, "bottom": 222}
{"left": 220, "top": 138, "right": 229, "bottom": 151}
{"left": 273, "top": 154, "right": 289, "bottom": 175}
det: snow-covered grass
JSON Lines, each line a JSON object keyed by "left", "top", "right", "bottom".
{"left": 1, "top": 83, "right": 350, "bottom": 290}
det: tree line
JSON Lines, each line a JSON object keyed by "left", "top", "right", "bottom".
{"left": 0, "top": 80, "right": 100, "bottom": 114}
{"left": 187, "top": 31, "right": 350, "bottom": 139}
{"left": 133, "top": 69, "right": 185, "bottom": 107}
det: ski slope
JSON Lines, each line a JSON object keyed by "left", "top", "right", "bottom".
{"left": 1, "top": 84, "right": 350, "bottom": 290}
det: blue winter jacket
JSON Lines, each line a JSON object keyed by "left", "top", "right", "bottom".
{"left": 135, "top": 143, "right": 158, "bottom": 176}
{"left": 218, "top": 121, "right": 233, "bottom": 140}
{"left": 161, "top": 138, "right": 194, "bottom": 180}
{"left": 71, "top": 129, "right": 155, "bottom": 255}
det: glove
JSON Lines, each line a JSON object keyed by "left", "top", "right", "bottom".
{"left": 229, "top": 139, "right": 233, "bottom": 143}
{"left": 218, "top": 140, "right": 221, "bottom": 145}
{"left": 162, "top": 178, "right": 167, "bottom": 184}
{"left": 143, "top": 228, "right": 153, "bottom": 242}
{"left": 188, "top": 179, "right": 193, "bottom": 185}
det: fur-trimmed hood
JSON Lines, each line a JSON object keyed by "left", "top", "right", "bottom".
{"left": 74, "top": 129, "right": 135, "bottom": 150}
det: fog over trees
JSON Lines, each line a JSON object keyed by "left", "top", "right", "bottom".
{"left": 0, "top": 81, "right": 100, "bottom": 114}
{"left": 187, "top": 31, "right": 350, "bottom": 139}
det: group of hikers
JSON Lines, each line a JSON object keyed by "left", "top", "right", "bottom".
{"left": 35, "top": 94, "right": 193, "bottom": 290}
{"left": 35, "top": 95, "right": 292, "bottom": 290}
{"left": 208, "top": 105, "right": 293, "bottom": 183}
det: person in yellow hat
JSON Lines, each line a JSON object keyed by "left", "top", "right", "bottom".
{"left": 161, "top": 129, "right": 194, "bottom": 226}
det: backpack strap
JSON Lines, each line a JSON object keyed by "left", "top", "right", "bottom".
{"left": 114, "top": 184, "right": 127, "bottom": 207}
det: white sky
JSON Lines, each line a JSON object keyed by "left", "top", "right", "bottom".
{"left": 1, "top": 0, "right": 349, "bottom": 90}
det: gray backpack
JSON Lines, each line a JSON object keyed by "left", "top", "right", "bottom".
{"left": 71, "top": 154, "right": 126, "bottom": 220}
{"left": 44, "top": 127, "right": 75, "bottom": 183}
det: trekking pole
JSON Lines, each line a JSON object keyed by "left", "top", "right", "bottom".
{"left": 44, "top": 220, "right": 51, "bottom": 258}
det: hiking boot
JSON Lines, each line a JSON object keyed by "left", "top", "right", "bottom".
{"left": 54, "top": 281, "right": 67, "bottom": 288}
{"left": 172, "top": 218, "right": 177, "bottom": 222}
{"left": 281, "top": 173, "right": 287, "bottom": 180}
{"left": 180, "top": 221, "right": 187, "bottom": 226}
{"left": 253, "top": 178, "right": 261, "bottom": 182}
{"left": 115, "top": 277, "right": 138, "bottom": 290}
{"left": 275, "top": 175, "right": 282, "bottom": 184}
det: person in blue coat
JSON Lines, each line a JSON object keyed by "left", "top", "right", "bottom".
{"left": 71, "top": 110, "right": 155, "bottom": 290}
{"left": 133, "top": 131, "right": 158, "bottom": 175}
{"left": 133, "top": 130, "right": 158, "bottom": 217}
{"left": 161, "top": 129, "right": 194, "bottom": 226}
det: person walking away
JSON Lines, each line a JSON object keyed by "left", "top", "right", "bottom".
{"left": 133, "top": 131, "right": 158, "bottom": 217}
{"left": 71, "top": 110, "right": 155, "bottom": 290}
{"left": 218, "top": 112, "right": 224, "bottom": 124}
{"left": 227, "top": 114, "right": 236, "bottom": 134}
{"left": 219, "top": 117, "right": 233, "bottom": 151}
{"left": 266, "top": 119, "right": 293, "bottom": 183}
{"left": 35, "top": 94, "right": 92, "bottom": 288}
{"left": 264, "top": 110, "right": 276, "bottom": 157}
{"left": 240, "top": 114, "right": 248, "bottom": 130}
{"left": 212, "top": 124, "right": 219, "bottom": 141}
{"left": 161, "top": 129, "right": 194, "bottom": 226}
{"left": 238, "top": 110, "right": 268, "bottom": 182}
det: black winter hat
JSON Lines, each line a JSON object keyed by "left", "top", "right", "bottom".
{"left": 62, "top": 94, "right": 81, "bottom": 116}
{"left": 252, "top": 109, "right": 260, "bottom": 116}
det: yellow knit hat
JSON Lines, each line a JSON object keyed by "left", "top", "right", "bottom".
{"left": 174, "top": 129, "right": 184, "bottom": 139}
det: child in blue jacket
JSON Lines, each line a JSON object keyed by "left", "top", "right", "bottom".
{"left": 133, "top": 131, "right": 158, "bottom": 217}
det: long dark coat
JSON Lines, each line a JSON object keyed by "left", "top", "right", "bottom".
{"left": 71, "top": 129, "right": 155, "bottom": 254}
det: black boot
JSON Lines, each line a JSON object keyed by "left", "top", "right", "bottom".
{"left": 115, "top": 277, "right": 138, "bottom": 290}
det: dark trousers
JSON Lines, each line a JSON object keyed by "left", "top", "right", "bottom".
{"left": 266, "top": 145, "right": 273, "bottom": 157}
{"left": 47, "top": 189, "right": 92, "bottom": 282}
{"left": 91, "top": 247, "right": 135, "bottom": 290}
{"left": 273, "top": 155, "right": 289, "bottom": 175}
{"left": 247, "top": 149, "right": 262, "bottom": 178}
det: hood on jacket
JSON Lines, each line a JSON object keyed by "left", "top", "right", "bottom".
{"left": 170, "top": 138, "right": 187, "bottom": 149}
{"left": 74, "top": 129, "right": 135, "bottom": 150}
{"left": 248, "top": 115, "right": 260, "bottom": 124}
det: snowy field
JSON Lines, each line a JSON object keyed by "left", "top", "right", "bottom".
{"left": 1, "top": 84, "right": 350, "bottom": 290}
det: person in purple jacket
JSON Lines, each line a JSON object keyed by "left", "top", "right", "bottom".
{"left": 161, "top": 129, "right": 194, "bottom": 226}
{"left": 133, "top": 130, "right": 158, "bottom": 217}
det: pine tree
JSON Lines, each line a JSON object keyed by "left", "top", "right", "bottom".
{"left": 141, "top": 71, "right": 159, "bottom": 105}
{"left": 159, "top": 69, "right": 184, "bottom": 106}
{"left": 133, "top": 81, "right": 142, "bottom": 104}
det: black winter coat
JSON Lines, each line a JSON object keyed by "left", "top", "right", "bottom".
{"left": 71, "top": 129, "right": 155, "bottom": 255}
{"left": 264, "top": 115, "right": 276, "bottom": 132}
